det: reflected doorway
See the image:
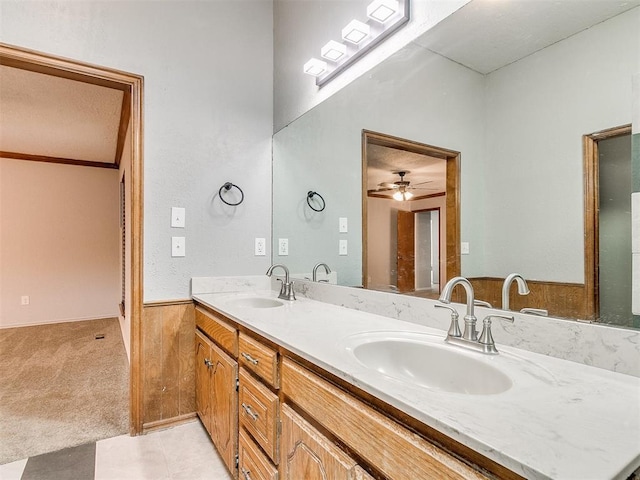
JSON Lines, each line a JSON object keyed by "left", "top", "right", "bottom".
{"left": 362, "top": 130, "right": 460, "bottom": 297}
{"left": 584, "top": 124, "right": 639, "bottom": 327}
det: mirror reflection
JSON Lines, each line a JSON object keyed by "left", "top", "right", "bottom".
{"left": 272, "top": 1, "right": 639, "bottom": 328}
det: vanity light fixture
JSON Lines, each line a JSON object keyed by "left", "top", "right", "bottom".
{"left": 342, "top": 20, "right": 371, "bottom": 45}
{"left": 393, "top": 189, "right": 413, "bottom": 201}
{"left": 304, "top": 0, "right": 410, "bottom": 86}
{"left": 367, "top": 0, "right": 399, "bottom": 23}
{"left": 321, "top": 40, "right": 347, "bottom": 62}
{"left": 303, "top": 58, "right": 328, "bottom": 77}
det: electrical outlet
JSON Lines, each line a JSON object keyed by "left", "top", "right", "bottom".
{"left": 339, "top": 217, "right": 348, "bottom": 233}
{"left": 278, "top": 238, "right": 289, "bottom": 256}
{"left": 339, "top": 239, "right": 348, "bottom": 255}
{"left": 461, "top": 242, "right": 470, "bottom": 255}
{"left": 172, "top": 237, "right": 186, "bottom": 257}
{"left": 171, "top": 207, "right": 185, "bottom": 228}
{"left": 255, "top": 238, "right": 266, "bottom": 256}
{"left": 21, "top": 295, "right": 30, "bottom": 306}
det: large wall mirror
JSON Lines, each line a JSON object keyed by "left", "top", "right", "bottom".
{"left": 272, "top": 0, "right": 639, "bottom": 328}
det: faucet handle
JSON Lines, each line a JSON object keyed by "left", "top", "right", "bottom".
{"left": 520, "top": 307, "right": 548, "bottom": 316}
{"left": 435, "top": 303, "right": 462, "bottom": 338}
{"left": 478, "top": 314, "right": 514, "bottom": 347}
{"left": 474, "top": 300, "right": 493, "bottom": 308}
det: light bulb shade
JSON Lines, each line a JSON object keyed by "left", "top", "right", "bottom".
{"left": 367, "top": 0, "right": 399, "bottom": 23}
{"left": 393, "top": 190, "right": 413, "bottom": 201}
{"left": 303, "top": 58, "right": 328, "bottom": 76}
{"left": 342, "top": 20, "right": 370, "bottom": 44}
{"left": 321, "top": 40, "right": 347, "bottom": 62}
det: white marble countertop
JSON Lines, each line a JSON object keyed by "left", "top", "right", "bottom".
{"left": 193, "top": 290, "right": 640, "bottom": 480}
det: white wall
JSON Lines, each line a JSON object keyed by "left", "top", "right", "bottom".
{"left": 483, "top": 7, "right": 639, "bottom": 283}
{"left": 0, "top": 159, "right": 120, "bottom": 327}
{"left": 274, "top": 0, "right": 472, "bottom": 131}
{"left": 0, "top": 1, "right": 274, "bottom": 301}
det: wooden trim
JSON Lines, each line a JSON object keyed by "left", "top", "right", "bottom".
{"left": 0, "top": 43, "right": 146, "bottom": 436}
{"left": 142, "top": 413, "right": 198, "bottom": 434}
{"left": 583, "top": 124, "right": 631, "bottom": 320}
{"left": 0, "top": 151, "right": 119, "bottom": 169}
{"left": 362, "top": 130, "right": 460, "bottom": 289}
{"left": 144, "top": 299, "right": 194, "bottom": 308}
{"left": 114, "top": 90, "right": 131, "bottom": 167}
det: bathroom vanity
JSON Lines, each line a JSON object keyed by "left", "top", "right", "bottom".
{"left": 192, "top": 280, "right": 640, "bottom": 480}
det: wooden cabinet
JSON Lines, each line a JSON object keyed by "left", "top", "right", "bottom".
{"left": 280, "top": 403, "right": 373, "bottom": 480}
{"left": 239, "top": 428, "right": 278, "bottom": 480}
{"left": 239, "top": 332, "right": 279, "bottom": 388}
{"left": 281, "top": 357, "right": 490, "bottom": 480}
{"left": 194, "top": 302, "right": 500, "bottom": 480}
{"left": 195, "top": 328, "right": 239, "bottom": 477}
{"left": 239, "top": 368, "right": 279, "bottom": 463}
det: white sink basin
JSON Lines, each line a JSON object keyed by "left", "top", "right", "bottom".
{"left": 224, "top": 297, "right": 284, "bottom": 309}
{"left": 346, "top": 332, "right": 512, "bottom": 395}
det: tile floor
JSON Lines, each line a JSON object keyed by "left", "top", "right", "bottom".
{"left": 0, "top": 421, "right": 232, "bottom": 480}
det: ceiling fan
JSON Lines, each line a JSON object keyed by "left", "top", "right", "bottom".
{"left": 374, "top": 171, "right": 436, "bottom": 201}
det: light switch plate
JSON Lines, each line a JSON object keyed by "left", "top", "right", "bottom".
{"left": 255, "top": 238, "right": 266, "bottom": 256}
{"left": 171, "top": 207, "right": 185, "bottom": 228}
{"left": 172, "top": 237, "right": 186, "bottom": 257}
{"left": 339, "top": 239, "right": 348, "bottom": 255}
{"left": 278, "top": 238, "right": 289, "bottom": 256}
{"left": 339, "top": 217, "right": 348, "bottom": 233}
{"left": 461, "top": 242, "right": 470, "bottom": 255}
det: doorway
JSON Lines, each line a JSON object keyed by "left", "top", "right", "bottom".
{"left": 362, "top": 130, "right": 460, "bottom": 295}
{"left": 0, "top": 43, "right": 144, "bottom": 434}
{"left": 584, "top": 124, "right": 638, "bottom": 327}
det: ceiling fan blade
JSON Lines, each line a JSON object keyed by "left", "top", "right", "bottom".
{"left": 371, "top": 187, "right": 394, "bottom": 193}
{"left": 411, "top": 180, "right": 434, "bottom": 186}
{"left": 377, "top": 182, "right": 398, "bottom": 189}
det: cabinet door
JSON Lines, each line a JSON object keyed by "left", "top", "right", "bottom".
{"left": 280, "top": 404, "right": 362, "bottom": 480}
{"left": 211, "top": 342, "right": 239, "bottom": 476}
{"left": 195, "top": 330, "right": 212, "bottom": 436}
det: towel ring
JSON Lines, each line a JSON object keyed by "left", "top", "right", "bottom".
{"left": 307, "top": 191, "right": 325, "bottom": 212}
{"left": 219, "top": 182, "right": 244, "bottom": 206}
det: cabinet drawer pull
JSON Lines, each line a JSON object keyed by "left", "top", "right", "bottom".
{"left": 241, "top": 403, "right": 259, "bottom": 421}
{"left": 241, "top": 468, "right": 252, "bottom": 480}
{"left": 204, "top": 358, "right": 213, "bottom": 367}
{"left": 241, "top": 352, "right": 259, "bottom": 365}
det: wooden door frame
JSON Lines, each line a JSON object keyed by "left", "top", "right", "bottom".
{"left": 362, "top": 130, "right": 460, "bottom": 289}
{"left": 0, "top": 43, "right": 145, "bottom": 434}
{"left": 583, "top": 124, "right": 631, "bottom": 320}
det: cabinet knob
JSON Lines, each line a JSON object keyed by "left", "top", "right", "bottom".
{"left": 241, "top": 352, "right": 259, "bottom": 365}
{"left": 241, "top": 402, "right": 259, "bottom": 421}
{"left": 204, "top": 358, "right": 213, "bottom": 368}
{"left": 241, "top": 468, "right": 253, "bottom": 480}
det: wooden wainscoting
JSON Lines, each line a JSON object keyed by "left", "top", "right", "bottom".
{"left": 467, "top": 278, "right": 589, "bottom": 319}
{"left": 142, "top": 300, "right": 196, "bottom": 432}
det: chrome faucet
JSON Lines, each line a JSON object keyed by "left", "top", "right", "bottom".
{"left": 437, "top": 276, "right": 514, "bottom": 354}
{"left": 501, "top": 273, "right": 530, "bottom": 310}
{"left": 312, "top": 263, "right": 331, "bottom": 282}
{"left": 439, "top": 276, "right": 478, "bottom": 341}
{"left": 501, "top": 273, "right": 548, "bottom": 315}
{"left": 266, "top": 264, "right": 296, "bottom": 301}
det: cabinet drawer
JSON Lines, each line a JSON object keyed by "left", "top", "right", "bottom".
{"left": 195, "top": 307, "right": 237, "bottom": 355}
{"left": 239, "top": 332, "right": 279, "bottom": 388}
{"left": 239, "top": 368, "right": 279, "bottom": 464}
{"left": 281, "top": 358, "right": 489, "bottom": 480}
{"left": 239, "top": 428, "right": 278, "bottom": 480}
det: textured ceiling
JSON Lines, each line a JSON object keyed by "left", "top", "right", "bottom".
{"left": 0, "top": 65, "right": 123, "bottom": 166}
{"left": 366, "top": 144, "right": 446, "bottom": 198}
{"left": 415, "top": 0, "right": 640, "bottom": 74}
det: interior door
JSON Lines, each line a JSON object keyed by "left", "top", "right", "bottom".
{"left": 397, "top": 210, "right": 415, "bottom": 293}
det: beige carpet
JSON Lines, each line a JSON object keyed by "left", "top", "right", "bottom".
{"left": 0, "top": 317, "right": 129, "bottom": 464}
